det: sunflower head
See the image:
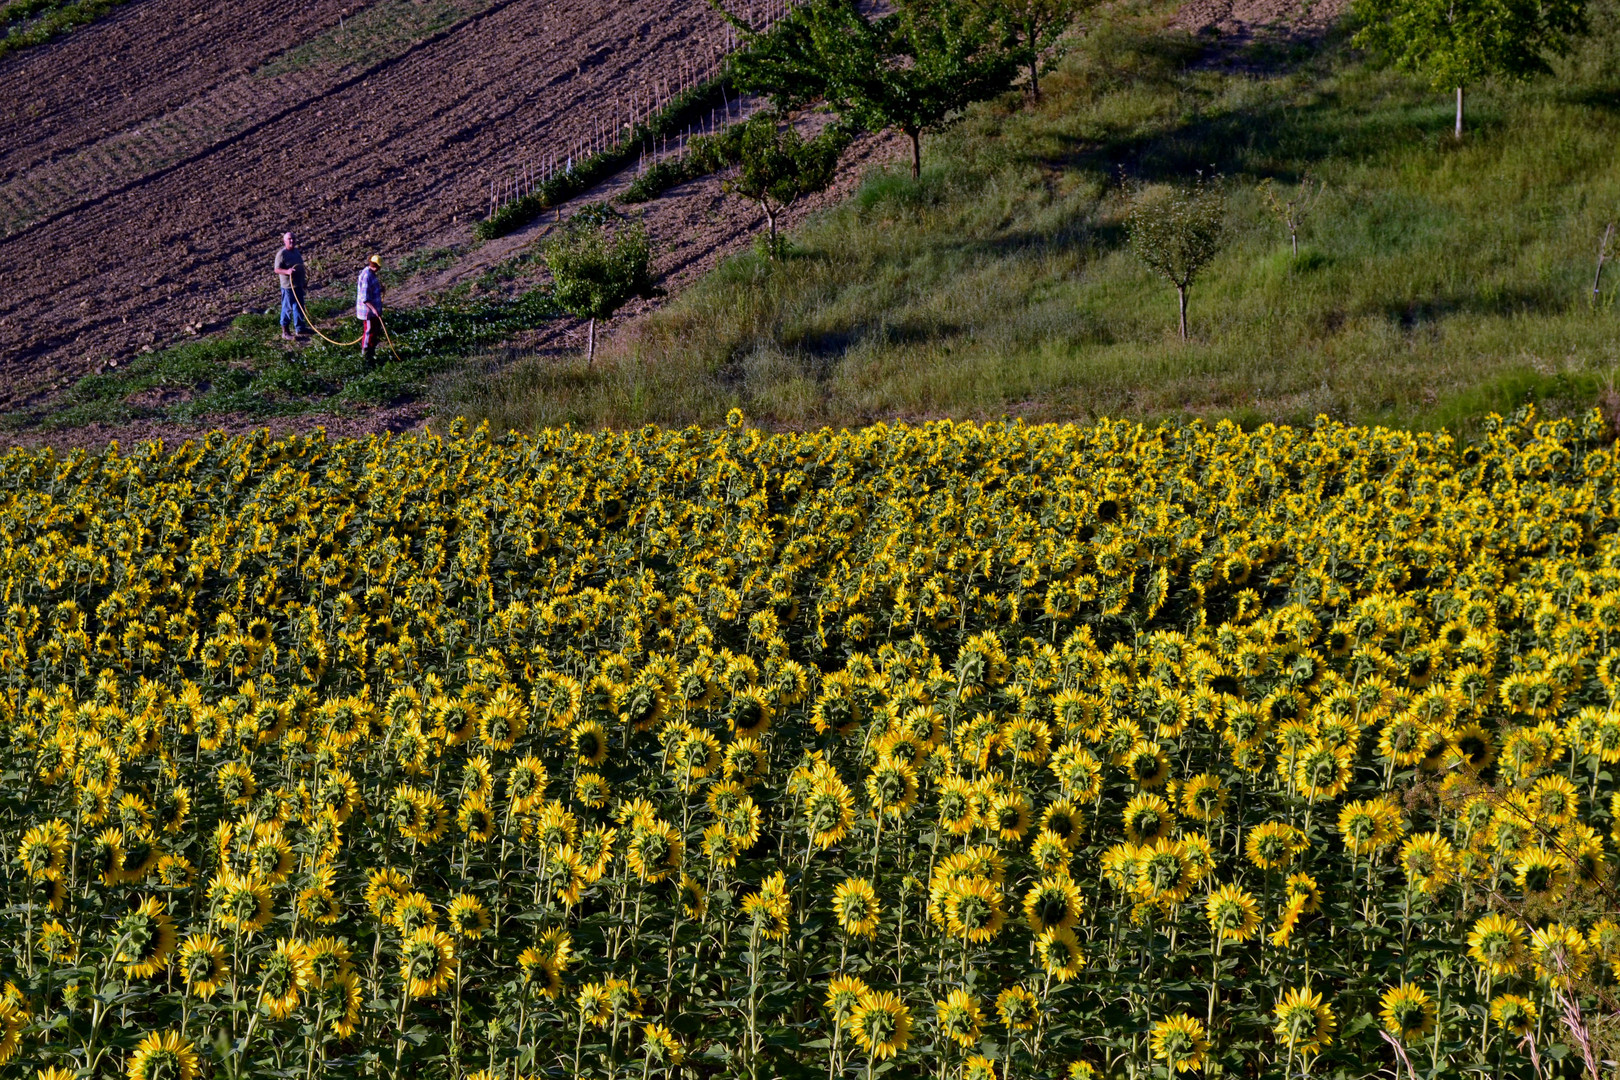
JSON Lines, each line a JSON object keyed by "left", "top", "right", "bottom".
{"left": 1150, "top": 1013, "right": 1208, "bottom": 1074}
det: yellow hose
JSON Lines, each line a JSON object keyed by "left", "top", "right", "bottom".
{"left": 291, "top": 290, "right": 364, "bottom": 347}
{"left": 291, "top": 289, "right": 404, "bottom": 362}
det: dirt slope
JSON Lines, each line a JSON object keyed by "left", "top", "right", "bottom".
{"left": 0, "top": 0, "right": 736, "bottom": 404}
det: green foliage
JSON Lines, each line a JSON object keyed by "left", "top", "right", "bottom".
{"left": 475, "top": 78, "right": 737, "bottom": 240}
{"left": 1126, "top": 174, "right": 1227, "bottom": 339}
{"left": 542, "top": 215, "right": 659, "bottom": 361}
{"left": 1352, "top": 0, "right": 1588, "bottom": 89}
{"left": 443, "top": 2, "right": 1620, "bottom": 437}
{"left": 715, "top": 113, "right": 850, "bottom": 248}
{"left": 1002, "top": 0, "right": 1098, "bottom": 99}
{"left": 0, "top": 0, "right": 134, "bottom": 62}
{"left": 619, "top": 158, "right": 706, "bottom": 204}
{"left": 17, "top": 288, "right": 558, "bottom": 432}
{"left": 729, "top": 0, "right": 1025, "bottom": 177}
{"left": 1351, "top": 0, "right": 1588, "bottom": 134}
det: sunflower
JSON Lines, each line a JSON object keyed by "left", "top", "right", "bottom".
{"left": 1179, "top": 773, "right": 1228, "bottom": 822}
{"left": 1245, "top": 821, "right": 1307, "bottom": 870}
{"left": 627, "top": 820, "right": 683, "bottom": 883}
{"left": 116, "top": 896, "right": 176, "bottom": 979}
{"left": 943, "top": 876, "right": 1006, "bottom": 944}
{"left": 1131, "top": 830, "right": 1187, "bottom": 894}
{"left": 518, "top": 947, "right": 563, "bottom": 999}
{"left": 304, "top": 966, "right": 357, "bottom": 1037}
{"left": 37, "top": 918, "right": 77, "bottom": 965}
{"left": 935, "top": 988, "right": 983, "bottom": 1048}
{"left": 850, "top": 990, "right": 912, "bottom": 1060}
{"left": 1273, "top": 986, "right": 1336, "bottom": 1056}
{"left": 1206, "top": 884, "right": 1260, "bottom": 945}
{"left": 826, "top": 974, "right": 870, "bottom": 1029}
{"left": 1123, "top": 793, "right": 1175, "bottom": 844}
{"left": 304, "top": 935, "right": 353, "bottom": 987}
{"left": 1530, "top": 922, "right": 1591, "bottom": 989}
{"left": 570, "top": 720, "right": 610, "bottom": 767}
{"left": 833, "top": 877, "right": 882, "bottom": 938}
{"left": 179, "top": 934, "right": 227, "bottom": 999}
{"left": 401, "top": 928, "right": 456, "bottom": 998}
{"left": 866, "top": 756, "right": 919, "bottom": 820}
{"left": 995, "top": 984, "right": 1040, "bottom": 1031}
{"left": 209, "top": 871, "right": 274, "bottom": 936}
{"left": 1399, "top": 832, "right": 1458, "bottom": 895}
{"left": 1511, "top": 846, "right": 1569, "bottom": 902}
{"left": 1488, "top": 993, "right": 1538, "bottom": 1038}
{"left": 1023, "top": 874, "right": 1084, "bottom": 933}
{"left": 577, "top": 980, "right": 613, "bottom": 1028}
{"left": 805, "top": 776, "right": 857, "bottom": 848}
{"left": 1125, "top": 741, "right": 1170, "bottom": 788}
{"left": 393, "top": 891, "right": 437, "bottom": 936}
{"left": 642, "top": 1021, "right": 686, "bottom": 1065}
{"left": 678, "top": 873, "right": 707, "bottom": 919}
{"left": 258, "top": 938, "right": 311, "bottom": 1020}
{"left": 18, "top": 822, "right": 66, "bottom": 880}
{"left": 1149, "top": 1013, "right": 1208, "bottom": 1074}
{"left": 127, "top": 1030, "right": 199, "bottom": 1080}
{"left": 457, "top": 795, "right": 496, "bottom": 843}
{"left": 1283, "top": 872, "right": 1321, "bottom": 913}
{"left": 445, "top": 894, "right": 491, "bottom": 942}
{"left": 741, "top": 871, "right": 791, "bottom": 940}
{"left": 1379, "top": 983, "right": 1436, "bottom": 1043}
{"left": 962, "top": 1054, "right": 998, "bottom": 1080}
{"left": 1037, "top": 926, "right": 1087, "bottom": 982}
{"left": 1293, "top": 742, "right": 1352, "bottom": 800}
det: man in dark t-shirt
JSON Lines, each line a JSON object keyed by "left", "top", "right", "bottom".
{"left": 274, "top": 232, "right": 309, "bottom": 340}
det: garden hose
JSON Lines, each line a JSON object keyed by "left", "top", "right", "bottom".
{"left": 292, "top": 289, "right": 404, "bottom": 361}
{"left": 291, "top": 290, "right": 364, "bottom": 347}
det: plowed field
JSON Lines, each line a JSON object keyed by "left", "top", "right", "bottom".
{"left": 0, "top": 0, "right": 734, "bottom": 405}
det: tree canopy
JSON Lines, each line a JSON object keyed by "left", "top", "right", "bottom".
{"left": 1351, "top": 0, "right": 1586, "bottom": 136}
{"left": 728, "top": 0, "right": 1025, "bottom": 178}
{"left": 541, "top": 208, "right": 659, "bottom": 363}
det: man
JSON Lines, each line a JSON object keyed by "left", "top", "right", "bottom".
{"left": 274, "top": 232, "right": 309, "bottom": 340}
{"left": 356, "top": 253, "right": 383, "bottom": 366}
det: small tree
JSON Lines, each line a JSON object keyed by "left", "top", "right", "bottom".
{"left": 729, "top": 0, "right": 1023, "bottom": 179}
{"left": 1126, "top": 176, "right": 1226, "bottom": 341}
{"left": 541, "top": 208, "right": 659, "bottom": 363}
{"left": 1002, "top": 0, "right": 1094, "bottom": 101}
{"left": 1258, "top": 173, "right": 1324, "bottom": 258}
{"left": 1351, "top": 0, "right": 1586, "bottom": 139}
{"left": 714, "top": 113, "right": 848, "bottom": 253}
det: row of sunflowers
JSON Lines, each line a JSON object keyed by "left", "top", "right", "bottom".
{"left": 0, "top": 407, "right": 1613, "bottom": 1079}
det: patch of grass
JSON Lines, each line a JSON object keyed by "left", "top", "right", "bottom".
{"left": 0, "top": 0, "right": 135, "bottom": 63}
{"left": 22, "top": 289, "right": 559, "bottom": 432}
{"left": 255, "top": 0, "right": 487, "bottom": 76}
{"left": 381, "top": 246, "right": 468, "bottom": 288}
{"left": 446, "top": 0, "right": 1620, "bottom": 437}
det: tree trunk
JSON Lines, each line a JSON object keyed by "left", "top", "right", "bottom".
{"left": 909, "top": 130, "right": 921, "bottom": 181}
{"left": 587, "top": 317, "right": 596, "bottom": 364}
{"left": 1177, "top": 285, "right": 1188, "bottom": 341}
{"left": 1030, "top": 56, "right": 1040, "bottom": 102}
{"left": 1455, "top": 86, "right": 1463, "bottom": 140}
{"left": 762, "top": 200, "right": 777, "bottom": 245}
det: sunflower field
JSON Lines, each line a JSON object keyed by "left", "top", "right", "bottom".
{"left": 0, "top": 407, "right": 1616, "bottom": 1080}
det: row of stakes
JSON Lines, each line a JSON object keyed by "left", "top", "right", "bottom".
{"left": 485, "top": 0, "right": 798, "bottom": 219}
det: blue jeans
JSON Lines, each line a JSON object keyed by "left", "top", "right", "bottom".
{"left": 280, "top": 288, "right": 309, "bottom": 333}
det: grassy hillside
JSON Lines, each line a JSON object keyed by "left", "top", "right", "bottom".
{"left": 442, "top": 0, "right": 1620, "bottom": 436}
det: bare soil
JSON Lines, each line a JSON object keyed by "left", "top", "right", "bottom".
{"left": 1171, "top": 0, "right": 1348, "bottom": 45}
{"left": 0, "top": 0, "right": 749, "bottom": 406}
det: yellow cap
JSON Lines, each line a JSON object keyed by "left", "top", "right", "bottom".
{"left": 368, "top": 254, "right": 382, "bottom": 267}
